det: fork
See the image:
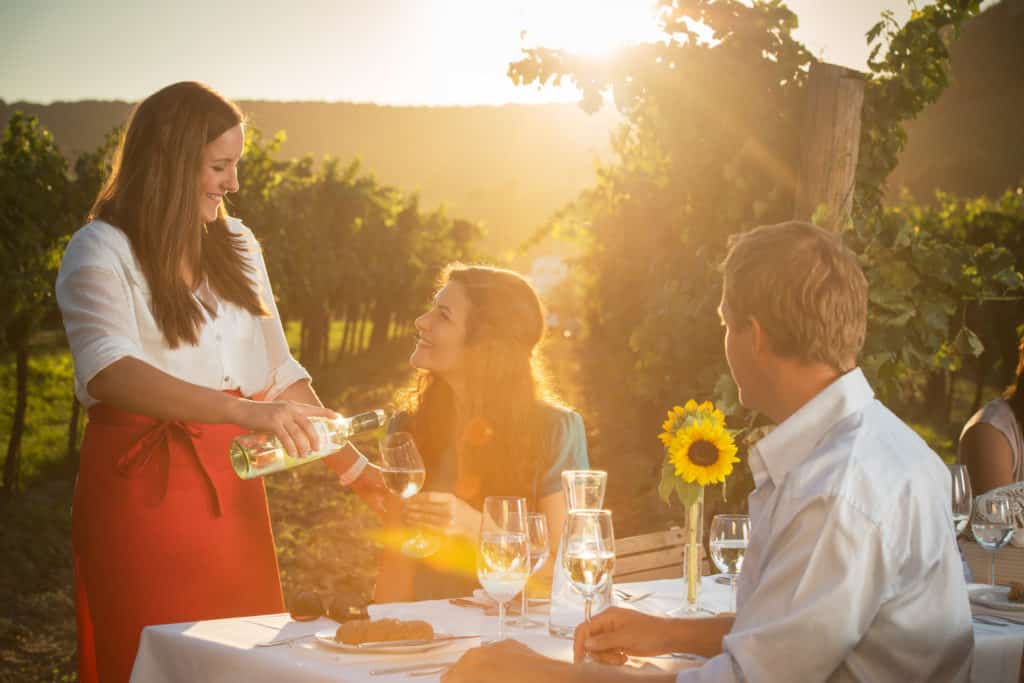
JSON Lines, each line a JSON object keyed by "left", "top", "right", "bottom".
{"left": 615, "top": 589, "right": 654, "bottom": 603}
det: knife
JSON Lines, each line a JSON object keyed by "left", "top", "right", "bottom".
{"left": 355, "top": 633, "right": 479, "bottom": 648}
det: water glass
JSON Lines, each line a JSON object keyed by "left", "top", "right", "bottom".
{"left": 710, "top": 514, "right": 750, "bottom": 614}
{"left": 514, "top": 512, "right": 550, "bottom": 628}
{"left": 949, "top": 464, "right": 972, "bottom": 537}
{"left": 477, "top": 497, "right": 529, "bottom": 642}
{"left": 971, "top": 495, "right": 1014, "bottom": 586}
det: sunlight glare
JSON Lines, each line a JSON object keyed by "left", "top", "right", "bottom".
{"left": 517, "top": 0, "right": 664, "bottom": 55}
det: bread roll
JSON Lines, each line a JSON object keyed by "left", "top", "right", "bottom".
{"left": 335, "top": 618, "right": 434, "bottom": 644}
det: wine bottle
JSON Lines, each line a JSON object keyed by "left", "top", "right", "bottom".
{"left": 230, "top": 409, "right": 387, "bottom": 479}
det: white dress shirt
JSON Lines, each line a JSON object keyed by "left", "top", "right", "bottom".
{"left": 56, "top": 217, "right": 310, "bottom": 407}
{"left": 679, "top": 369, "right": 973, "bottom": 683}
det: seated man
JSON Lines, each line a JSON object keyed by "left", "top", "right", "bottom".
{"left": 442, "top": 221, "right": 973, "bottom": 682}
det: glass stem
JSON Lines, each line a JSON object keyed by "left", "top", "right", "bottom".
{"left": 583, "top": 597, "right": 593, "bottom": 663}
{"left": 497, "top": 600, "right": 505, "bottom": 641}
{"left": 991, "top": 552, "right": 997, "bottom": 587}
{"left": 520, "top": 586, "right": 529, "bottom": 626}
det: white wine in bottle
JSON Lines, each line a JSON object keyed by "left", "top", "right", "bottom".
{"left": 230, "top": 409, "right": 387, "bottom": 479}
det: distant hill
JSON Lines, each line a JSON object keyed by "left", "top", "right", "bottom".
{"left": 888, "top": 0, "right": 1024, "bottom": 199}
{"left": 0, "top": 98, "right": 620, "bottom": 257}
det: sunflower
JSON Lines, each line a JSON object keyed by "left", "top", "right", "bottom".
{"left": 660, "top": 401, "right": 726, "bottom": 441}
{"left": 667, "top": 418, "right": 740, "bottom": 487}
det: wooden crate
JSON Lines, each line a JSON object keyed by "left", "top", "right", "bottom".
{"left": 614, "top": 527, "right": 705, "bottom": 583}
{"left": 961, "top": 540, "right": 1024, "bottom": 585}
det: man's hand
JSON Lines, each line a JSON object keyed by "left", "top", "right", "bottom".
{"left": 403, "top": 491, "right": 481, "bottom": 539}
{"left": 442, "top": 640, "right": 567, "bottom": 683}
{"left": 574, "top": 607, "right": 680, "bottom": 664}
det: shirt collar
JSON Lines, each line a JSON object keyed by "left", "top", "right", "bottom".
{"left": 748, "top": 368, "right": 875, "bottom": 488}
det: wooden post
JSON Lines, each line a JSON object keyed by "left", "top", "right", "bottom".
{"left": 794, "top": 62, "right": 866, "bottom": 230}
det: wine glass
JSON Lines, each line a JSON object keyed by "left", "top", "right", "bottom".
{"left": 949, "top": 464, "right": 972, "bottom": 538}
{"left": 563, "top": 509, "right": 615, "bottom": 661}
{"left": 477, "top": 496, "right": 530, "bottom": 642}
{"left": 709, "top": 514, "right": 750, "bottom": 614}
{"left": 513, "top": 512, "right": 550, "bottom": 628}
{"left": 971, "top": 495, "right": 1014, "bottom": 587}
{"left": 562, "top": 470, "right": 608, "bottom": 511}
{"left": 379, "top": 432, "right": 431, "bottom": 557}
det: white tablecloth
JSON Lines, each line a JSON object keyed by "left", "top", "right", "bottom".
{"left": 131, "top": 577, "right": 1021, "bottom": 682}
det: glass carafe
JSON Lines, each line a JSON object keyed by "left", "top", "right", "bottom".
{"left": 549, "top": 470, "right": 612, "bottom": 637}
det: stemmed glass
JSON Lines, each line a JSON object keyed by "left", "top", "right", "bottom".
{"left": 709, "top": 514, "right": 750, "bottom": 614}
{"left": 513, "top": 512, "right": 550, "bottom": 628}
{"left": 971, "top": 495, "right": 1014, "bottom": 587}
{"left": 379, "top": 432, "right": 431, "bottom": 557}
{"left": 949, "top": 464, "right": 972, "bottom": 538}
{"left": 477, "top": 496, "right": 530, "bottom": 642}
{"left": 563, "top": 509, "right": 615, "bottom": 661}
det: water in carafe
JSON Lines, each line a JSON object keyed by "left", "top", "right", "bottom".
{"left": 549, "top": 470, "right": 612, "bottom": 637}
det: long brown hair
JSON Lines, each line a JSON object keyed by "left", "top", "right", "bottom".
{"left": 1004, "top": 335, "right": 1024, "bottom": 426}
{"left": 90, "top": 81, "right": 269, "bottom": 348}
{"left": 405, "top": 264, "right": 565, "bottom": 508}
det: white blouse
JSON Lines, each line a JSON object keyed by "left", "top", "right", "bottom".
{"left": 56, "top": 217, "right": 311, "bottom": 408}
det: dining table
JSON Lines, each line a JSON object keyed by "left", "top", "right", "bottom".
{"left": 130, "top": 576, "right": 1024, "bottom": 682}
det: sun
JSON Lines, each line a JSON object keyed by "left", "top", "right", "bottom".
{"left": 518, "top": 0, "right": 664, "bottom": 56}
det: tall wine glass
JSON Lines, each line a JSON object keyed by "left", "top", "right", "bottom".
{"left": 477, "top": 497, "right": 530, "bottom": 642}
{"left": 949, "top": 464, "right": 973, "bottom": 537}
{"left": 709, "top": 514, "right": 750, "bottom": 613}
{"left": 972, "top": 495, "right": 1014, "bottom": 586}
{"left": 379, "top": 432, "right": 430, "bottom": 557}
{"left": 563, "top": 509, "right": 615, "bottom": 661}
{"left": 514, "top": 512, "right": 550, "bottom": 628}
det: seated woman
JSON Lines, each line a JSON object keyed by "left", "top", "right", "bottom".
{"left": 959, "top": 336, "right": 1024, "bottom": 495}
{"left": 375, "top": 264, "right": 588, "bottom": 601}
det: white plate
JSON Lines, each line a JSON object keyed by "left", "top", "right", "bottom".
{"left": 969, "top": 585, "right": 1024, "bottom": 612}
{"left": 313, "top": 629, "right": 462, "bottom": 654}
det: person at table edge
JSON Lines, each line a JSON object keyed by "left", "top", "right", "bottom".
{"left": 443, "top": 221, "right": 973, "bottom": 682}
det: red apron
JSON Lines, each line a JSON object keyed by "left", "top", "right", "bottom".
{"left": 73, "top": 399, "right": 284, "bottom": 683}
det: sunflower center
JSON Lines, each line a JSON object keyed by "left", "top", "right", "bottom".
{"left": 689, "top": 440, "right": 720, "bottom": 467}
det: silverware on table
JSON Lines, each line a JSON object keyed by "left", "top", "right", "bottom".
{"left": 254, "top": 633, "right": 317, "bottom": 647}
{"left": 615, "top": 589, "right": 654, "bottom": 603}
{"left": 355, "top": 634, "right": 478, "bottom": 649}
{"left": 369, "top": 660, "right": 458, "bottom": 676}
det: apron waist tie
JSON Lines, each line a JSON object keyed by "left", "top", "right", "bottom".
{"left": 113, "top": 420, "right": 223, "bottom": 517}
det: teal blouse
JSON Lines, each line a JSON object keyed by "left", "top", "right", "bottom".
{"left": 393, "top": 404, "right": 589, "bottom": 600}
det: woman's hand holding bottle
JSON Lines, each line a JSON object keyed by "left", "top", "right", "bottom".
{"left": 230, "top": 398, "right": 339, "bottom": 457}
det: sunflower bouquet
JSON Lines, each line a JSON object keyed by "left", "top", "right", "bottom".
{"left": 658, "top": 400, "right": 739, "bottom": 605}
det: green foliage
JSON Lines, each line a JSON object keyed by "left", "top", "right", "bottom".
{"left": 856, "top": 1, "right": 982, "bottom": 215}
{"left": 0, "top": 113, "right": 72, "bottom": 345}
{"left": 509, "top": 1, "right": 814, "bottom": 511}
{"left": 851, "top": 186, "right": 1024, "bottom": 407}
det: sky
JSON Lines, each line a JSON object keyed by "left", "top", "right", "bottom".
{"left": 0, "top": 0, "right": 993, "bottom": 105}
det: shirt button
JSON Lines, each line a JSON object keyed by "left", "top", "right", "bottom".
{"left": 215, "top": 334, "right": 222, "bottom": 342}
{"left": 223, "top": 376, "right": 231, "bottom": 383}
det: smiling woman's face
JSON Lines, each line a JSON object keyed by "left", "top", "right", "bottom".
{"left": 410, "top": 281, "right": 470, "bottom": 379}
{"left": 198, "top": 123, "right": 243, "bottom": 223}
